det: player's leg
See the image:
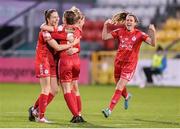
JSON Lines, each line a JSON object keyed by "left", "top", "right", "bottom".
{"left": 48, "top": 77, "right": 59, "bottom": 105}
{"left": 115, "top": 77, "right": 129, "bottom": 101}
{"left": 119, "top": 80, "right": 132, "bottom": 110}
{"left": 47, "top": 57, "right": 60, "bottom": 105}
{"left": 59, "top": 58, "right": 79, "bottom": 122}
{"left": 71, "top": 56, "right": 83, "bottom": 116}
{"left": 36, "top": 77, "right": 51, "bottom": 123}
{"left": 62, "top": 82, "right": 79, "bottom": 118}
{"left": 71, "top": 80, "right": 86, "bottom": 123}
{"left": 121, "top": 63, "right": 134, "bottom": 110}
{"left": 122, "top": 86, "right": 132, "bottom": 110}
{"left": 71, "top": 80, "right": 80, "bottom": 114}
{"left": 70, "top": 81, "right": 78, "bottom": 122}
{"left": 114, "top": 68, "right": 132, "bottom": 109}
{"left": 29, "top": 65, "right": 59, "bottom": 120}
{"left": 29, "top": 77, "right": 51, "bottom": 123}
{"left": 29, "top": 61, "right": 50, "bottom": 122}
{"left": 69, "top": 55, "right": 86, "bottom": 123}
{"left": 102, "top": 78, "right": 128, "bottom": 118}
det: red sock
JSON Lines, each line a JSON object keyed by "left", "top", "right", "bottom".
{"left": 33, "top": 93, "right": 54, "bottom": 110}
{"left": 122, "top": 86, "right": 128, "bottom": 99}
{"left": 71, "top": 90, "right": 77, "bottom": 108}
{"left": 109, "top": 89, "right": 122, "bottom": 111}
{"left": 47, "top": 93, "right": 54, "bottom": 105}
{"left": 76, "top": 96, "right": 82, "bottom": 114}
{"left": 38, "top": 94, "right": 48, "bottom": 119}
{"left": 33, "top": 96, "right": 40, "bottom": 109}
{"left": 64, "top": 93, "right": 78, "bottom": 116}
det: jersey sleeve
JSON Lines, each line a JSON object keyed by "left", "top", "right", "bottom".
{"left": 51, "top": 32, "right": 67, "bottom": 40}
{"left": 141, "top": 31, "right": 149, "bottom": 41}
{"left": 74, "top": 29, "right": 82, "bottom": 39}
{"left": 42, "top": 31, "right": 52, "bottom": 41}
{"left": 110, "top": 29, "right": 120, "bottom": 38}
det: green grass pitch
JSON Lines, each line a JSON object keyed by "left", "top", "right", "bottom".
{"left": 0, "top": 83, "right": 179, "bottom": 128}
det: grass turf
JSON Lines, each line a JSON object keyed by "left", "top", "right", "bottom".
{"left": 0, "top": 83, "right": 180, "bottom": 128}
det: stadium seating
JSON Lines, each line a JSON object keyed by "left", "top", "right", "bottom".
{"left": 81, "top": 19, "right": 125, "bottom": 50}
{"left": 157, "top": 18, "right": 180, "bottom": 44}
{"left": 81, "top": 0, "right": 164, "bottom": 50}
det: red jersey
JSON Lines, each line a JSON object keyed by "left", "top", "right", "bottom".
{"left": 35, "top": 31, "right": 53, "bottom": 63}
{"left": 35, "top": 31, "right": 56, "bottom": 77}
{"left": 111, "top": 27, "right": 148, "bottom": 63}
{"left": 51, "top": 25, "right": 81, "bottom": 82}
{"left": 51, "top": 25, "right": 81, "bottom": 58}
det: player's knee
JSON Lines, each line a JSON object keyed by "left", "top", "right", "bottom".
{"left": 116, "top": 85, "right": 124, "bottom": 91}
{"left": 50, "top": 88, "right": 59, "bottom": 95}
{"left": 50, "top": 84, "right": 59, "bottom": 95}
{"left": 41, "top": 86, "right": 50, "bottom": 95}
{"left": 62, "top": 84, "right": 71, "bottom": 94}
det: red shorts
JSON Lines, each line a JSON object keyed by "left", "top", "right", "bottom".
{"left": 35, "top": 54, "right": 57, "bottom": 78}
{"left": 114, "top": 61, "right": 136, "bottom": 83}
{"left": 58, "top": 54, "right": 80, "bottom": 83}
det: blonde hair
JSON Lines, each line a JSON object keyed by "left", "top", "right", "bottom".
{"left": 69, "top": 6, "right": 84, "bottom": 20}
{"left": 111, "top": 11, "right": 129, "bottom": 25}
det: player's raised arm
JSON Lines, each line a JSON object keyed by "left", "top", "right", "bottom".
{"left": 102, "top": 19, "right": 114, "bottom": 40}
{"left": 145, "top": 24, "right": 156, "bottom": 47}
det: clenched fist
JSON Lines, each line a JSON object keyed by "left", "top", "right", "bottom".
{"left": 148, "top": 24, "right": 156, "bottom": 32}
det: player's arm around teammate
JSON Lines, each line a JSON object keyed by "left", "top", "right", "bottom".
{"left": 40, "top": 9, "right": 85, "bottom": 123}
{"left": 40, "top": 9, "right": 77, "bottom": 100}
{"left": 29, "top": 9, "right": 78, "bottom": 123}
{"left": 40, "top": 11, "right": 81, "bottom": 97}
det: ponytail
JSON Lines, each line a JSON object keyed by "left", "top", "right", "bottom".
{"left": 111, "top": 11, "right": 129, "bottom": 25}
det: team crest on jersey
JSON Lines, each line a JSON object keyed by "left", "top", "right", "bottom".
{"left": 132, "top": 36, "right": 136, "bottom": 41}
{"left": 44, "top": 69, "right": 49, "bottom": 74}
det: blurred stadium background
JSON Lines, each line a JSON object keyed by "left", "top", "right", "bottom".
{"left": 0, "top": 0, "right": 180, "bottom": 128}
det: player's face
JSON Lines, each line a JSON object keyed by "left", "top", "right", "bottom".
{"left": 125, "top": 15, "right": 136, "bottom": 31}
{"left": 48, "top": 12, "right": 59, "bottom": 26}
